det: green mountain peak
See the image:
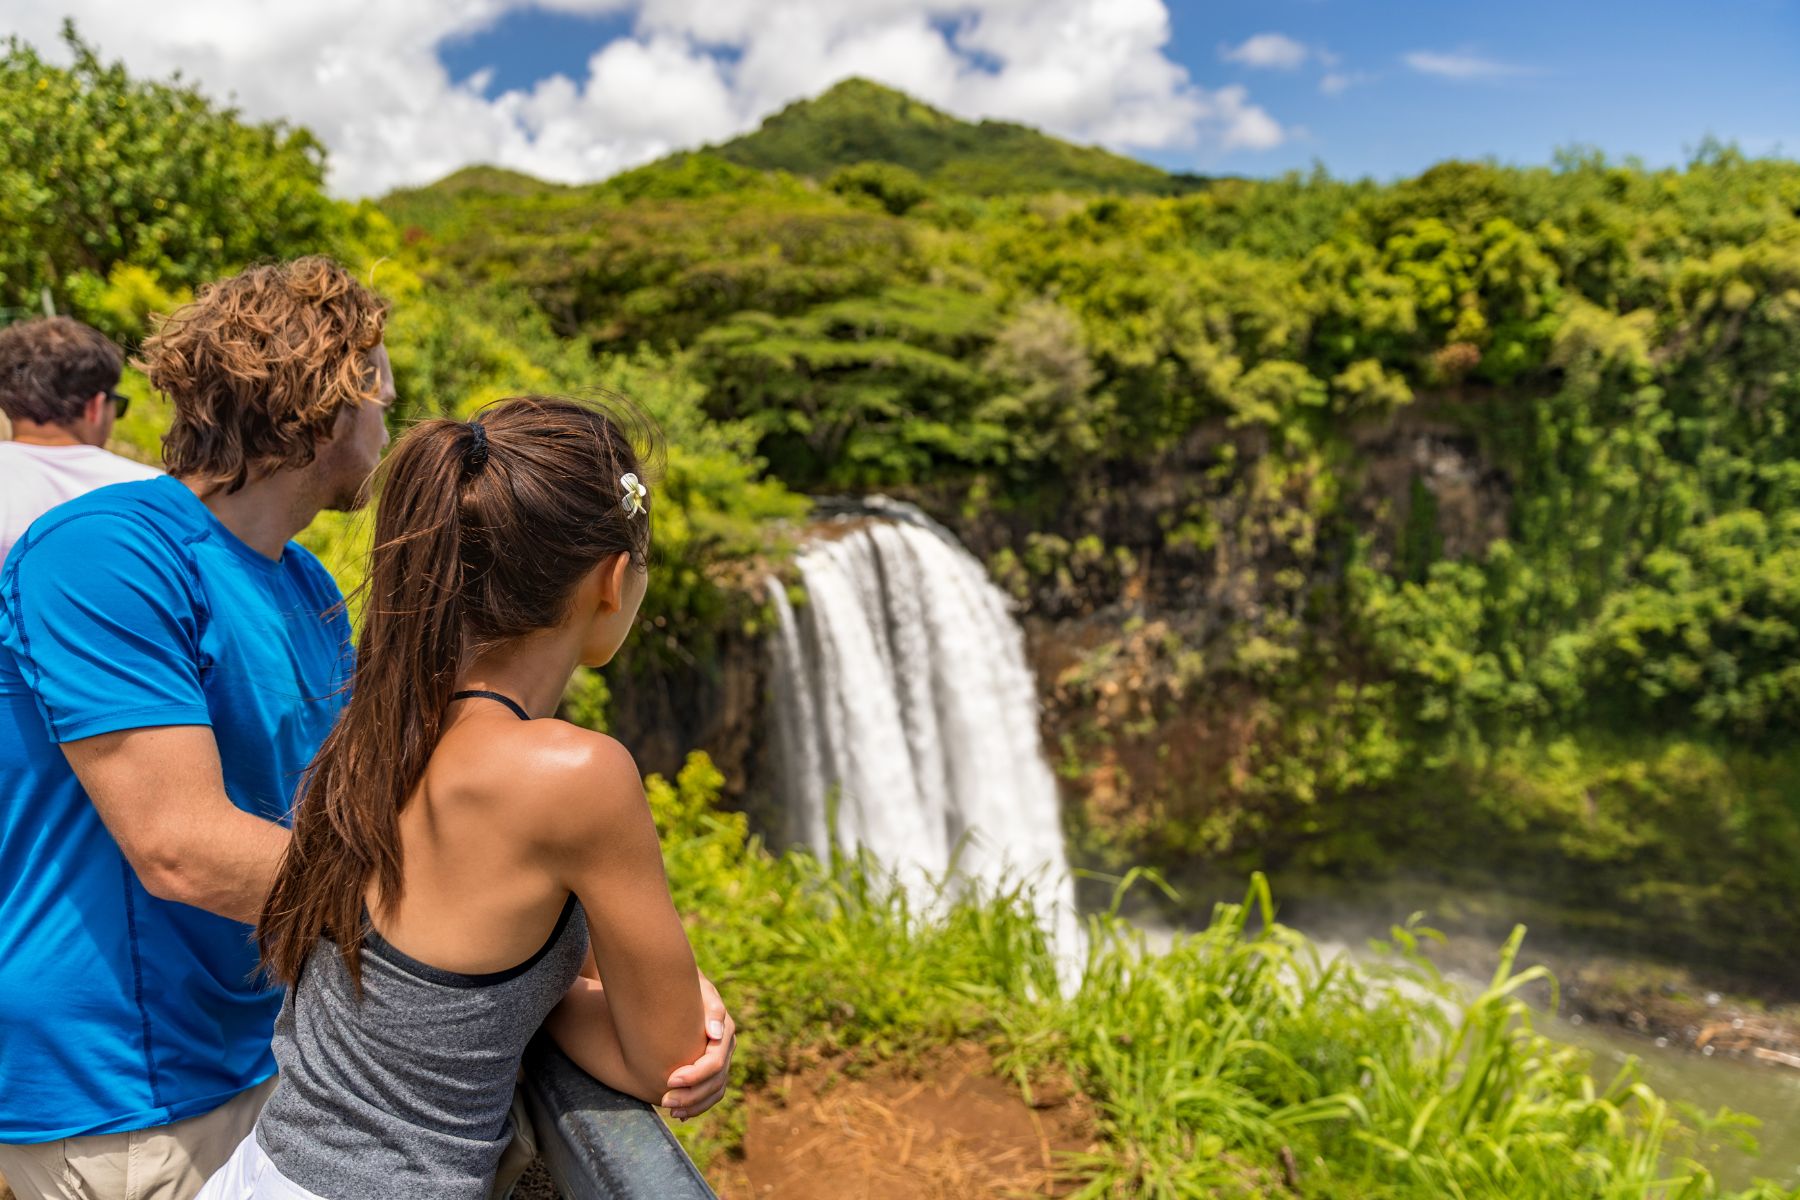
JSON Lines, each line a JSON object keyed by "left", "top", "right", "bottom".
{"left": 707, "top": 77, "right": 1200, "bottom": 196}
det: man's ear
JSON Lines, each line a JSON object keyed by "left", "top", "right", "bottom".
{"left": 85, "top": 392, "right": 109, "bottom": 425}
{"left": 315, "top": 400, "right": 357, "bottom": 445}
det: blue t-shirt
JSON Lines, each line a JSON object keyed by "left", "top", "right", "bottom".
{"left": 0, "top": 475, "right": 351, "bottom": 1142}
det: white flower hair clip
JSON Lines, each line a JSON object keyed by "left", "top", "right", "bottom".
{"left": 620, "top": 472, "right": 648, "bottom": 517}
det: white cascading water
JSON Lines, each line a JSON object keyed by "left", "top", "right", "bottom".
{"left": 766, "top": 498, "right": 1082, "bottom": 969}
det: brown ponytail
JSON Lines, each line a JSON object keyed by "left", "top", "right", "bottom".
{"left": 259, "top": 395, "right": 658, "bottom": 988}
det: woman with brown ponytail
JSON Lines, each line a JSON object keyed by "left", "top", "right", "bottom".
{"left": 198, "top": 396, "right": 733, "bottom": 1200}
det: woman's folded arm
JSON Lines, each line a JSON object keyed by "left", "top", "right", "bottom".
{"left": 532, "top": 728, "right": 706, "bottom": 1101}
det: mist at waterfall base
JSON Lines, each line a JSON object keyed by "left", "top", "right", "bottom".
{"left": 765, "top": 499, "right": 1082, "bottom": 975}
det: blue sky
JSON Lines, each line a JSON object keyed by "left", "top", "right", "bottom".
{"left": 8, "top": 0, "right": 1796, "bottom": 194}
{"left": 1175, "top": 0, "right": 1799, "bottom": 178}
{"left": 438, "top": 0, "right": 1800, "bottom": 183}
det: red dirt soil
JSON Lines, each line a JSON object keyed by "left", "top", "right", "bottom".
{"left": 0, "top": 1045, "right": 1093, "bottom": 1200}
{"left": 709, "top": 1043, "right": 1098, "bottom": 1200}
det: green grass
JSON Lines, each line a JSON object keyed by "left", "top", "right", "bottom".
{"left": 650, "top": 753, "right": 1797, "bottom": 1199}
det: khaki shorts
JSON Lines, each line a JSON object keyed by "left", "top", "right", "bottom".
{"left": 0, "top": 1081, "right": 535, "bottom": 1200}
{"left": 0, "top": 1078, "right": 276, "bottom": 1200}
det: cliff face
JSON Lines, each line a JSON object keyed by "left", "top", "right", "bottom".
{"left": 935, "top": 404, "right": 1515, "bottom": 868}
{"left": 947, "top": 404, "right": 1509, "bottom": 625}
{"left": 627, "top": 404, "right": 1511, "bottom": 866}
{"left": 623, "top": 415, "right": 1800, "bottom": 986}
{"left": 609, "top": 628, "right": 771, "bottom": 802}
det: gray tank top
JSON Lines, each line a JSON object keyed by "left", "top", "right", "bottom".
{"left": 256, "top": 691, "right": 592, "bottom": 1199}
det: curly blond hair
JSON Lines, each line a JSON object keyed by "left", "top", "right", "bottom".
{"left": 140, "top": 257, "right": 389, "bottom": 494}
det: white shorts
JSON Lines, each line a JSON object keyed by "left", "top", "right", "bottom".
{"left": 195, "top": 1133, "right": 327, "bottom": 1200}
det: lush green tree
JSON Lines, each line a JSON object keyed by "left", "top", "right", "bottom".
{"left": 825, "top": 161, "right": 931, "bottom": 215}
{"left": 13, "top": 22, "right": 1800, "bottom": 971}
{"left": 0, "top": 25, "right": 359, "bottom": 338}
{"left": 705, "top": 77, "right": 1196, "bottom": 196}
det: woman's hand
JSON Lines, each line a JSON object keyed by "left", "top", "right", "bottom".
{"left": 660, "top": 973, "right": 736, "bottom": 1120}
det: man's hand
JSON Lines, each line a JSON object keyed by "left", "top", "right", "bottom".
{"left": 660, "top": 973, "right": 737, "bottom": 1120}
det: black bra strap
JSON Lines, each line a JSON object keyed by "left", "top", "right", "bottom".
{"left": 451, "top": 689, "right": 531, "bottom": 721}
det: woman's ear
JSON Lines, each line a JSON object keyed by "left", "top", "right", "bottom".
{"left": 593, "top": 552, "right": 631, "bottom": 615}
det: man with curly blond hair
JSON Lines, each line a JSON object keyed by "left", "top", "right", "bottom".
{"left": 0, "top": 257, "right": 393, "bottom": 1200}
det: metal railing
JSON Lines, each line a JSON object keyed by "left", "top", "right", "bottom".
{"left": 520, "top": 1036, "right": 718, "bottom": 1200}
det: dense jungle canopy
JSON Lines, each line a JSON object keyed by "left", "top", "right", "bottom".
{"left": 12, "top": 26, "right": 1800, "bottom": 1197}
{"left": 6, "top": 29, "right": 1800, "bottom": 977}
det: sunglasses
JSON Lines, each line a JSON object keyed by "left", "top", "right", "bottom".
{"left": 107, "top": 390, "right": 129, "bottom": 419}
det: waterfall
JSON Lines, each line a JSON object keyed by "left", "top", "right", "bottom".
{"left": 766, "top": 498, "right": 1081, "bottom": 965}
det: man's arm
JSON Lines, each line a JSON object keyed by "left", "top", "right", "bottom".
{"left": 62, "top": 725, "right": 289, "bottom": 923}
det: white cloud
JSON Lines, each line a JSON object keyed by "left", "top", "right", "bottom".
{"left": 1222, "top": 32, "right": 1309, "bottom": 70}
{"left": 1223, "top": 32, "right": 1367, "bottom": 104}
{"left": 1320, "top": 70, "right": 1375, "bottom": 96}
{"left": 1210, "top": 85, "right": 1284, "bottom": 150}
{"left": 1403, "top": 50, "right": 1531, "bottom": 81}
{"left": 0, "top": 0, "right": 1289, "bottom": 196}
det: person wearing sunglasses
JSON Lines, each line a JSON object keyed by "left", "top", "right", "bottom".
{"left": 0, "top": 269, "right": 738, "bottom": 1200}
{"left": 0, "top": 316, "right": 160, "bottom": 566}
{"left": 0, "top": 270, "right": 388, "bottom": 1200}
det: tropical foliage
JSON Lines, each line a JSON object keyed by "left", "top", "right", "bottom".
{"left": 6, "top": 30, "right": 1800, "bottom": 1188}
{"left": 0, "top": 22, "right": 361, "bottom": 339}
{"left": 699, "top": 77, "right": 1200, "bottom": 197}
{"left": 387, "top": 115, "right": 1800, "bottom": 974}
{"left": 651, "top": 751, "right": 1793, "bottom": 1198}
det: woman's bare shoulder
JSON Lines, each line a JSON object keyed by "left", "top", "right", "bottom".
{"left": 478, "top": 718, "right": 649, "bottom": 846}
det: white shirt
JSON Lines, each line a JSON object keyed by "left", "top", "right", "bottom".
{"left": 0, "top": 441, "right": 163, "bottom": 567}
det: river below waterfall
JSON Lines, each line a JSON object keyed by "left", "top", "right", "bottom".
{"left": 1546, "top": 1007, "right": 1800, "bottom": 1188}
{"left": 1141, "top": 907, "right": 1800, "bottom": 1189}
{"left": 1270, "top": 886, "right": 1800, "bottom": 1189}
{"left": 761, "top": 501, "right": 1797, "bottom": 1186}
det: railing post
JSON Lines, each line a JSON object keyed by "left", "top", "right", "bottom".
{"left": 520, "top": 1035, "right": 718, "bottom": 1200}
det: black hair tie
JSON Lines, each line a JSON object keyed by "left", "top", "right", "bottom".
{"left": 463, "top": 421, "right": 490, "bottom": 473}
